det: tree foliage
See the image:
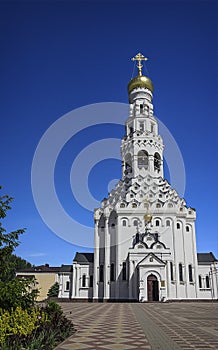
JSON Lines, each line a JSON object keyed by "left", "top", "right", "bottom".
{"left": 0, "top": 186, "right": 38, "bottom": 311}
{"left": 47, "top": 282, "right": 60, "bottom": 298}
{"left": 0, "top": 186, "right": 26, "bottom": 282}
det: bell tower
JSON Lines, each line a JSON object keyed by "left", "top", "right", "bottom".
{"left": 121, "top": 53, "right": 164, "bottom": 180}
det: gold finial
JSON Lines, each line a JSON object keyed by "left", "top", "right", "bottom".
{"left": 144, "top": 196, "right": 152, "bottom": 224}
{"left": 131, "top": 53, "right": 148, "bottom": 76}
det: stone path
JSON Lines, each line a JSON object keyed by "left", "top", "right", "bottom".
{"left": 55, "top": 302, "right": 218, "bottom": 350}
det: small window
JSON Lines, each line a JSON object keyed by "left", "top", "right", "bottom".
{"left": 133, "top": 220, "right": 138, "bottom": 226}
{"left": 140, "top": 104, "right": 143, "bottom": 113}
{"left": 110, "top": 263, "right": 115, "bottom": 281}
{"left": 122, "top": 220, "right": 127, "bottom": 227}
{"left": 132, "top": 203, "right": 137, "bottom": 208}
{"left": 155, "top": 220, "right": 160, "bottom": 227}
{"left": 120, "top": 203, "right": 125, "bottom": 208}
{"left": 151, "top": 123, "right": 154, "bottom": 133}
{"left": 65, "top": 281, "right": 70, "bottom": 291}
{"left": 206, "top": 275, "right": 210, "bottom": 289}
{"left": 82, "top": 274, "right": 86, "bottom": 287}
{"left": 139, "top": 122, "right": 144, "bottom": 131}
{"left": 156, "top": 244, "right": 161, "bottom": 249}
{"left": 177, "top": 223, "right": 180, "bottom": 229}
{"left": 199, "top": 275, "right": 202, "bottom": 288}
{"left": 99, "top": 265, "right": 104, "bottom": 282}
{"left": 89, "top": 275, "right": 93, "bottom": 287}
{"left": 186, "top": 226, "right": 190, "bottom": 232}
{"left": 170, "top": 262, "right": 174, "bottom": 281}
{"left": 166, "top": 220, "right": 170, "bottom": 227}
{"left": 137, "top": 244, "right": 144, "bottom": 248}
{"left": 168, "top": 203, "right": 173, "bottom": 208}
{"left": 122, "top": 262, "right": 127, "bottom": 280}
{"left": 156, "top": 203, "right": 161, "bottom": 208}
{"left": 179, "top": 263, "right": 183, "bottom": 282}
{"left": 188, "top": 264, "right": 193, "bottom": 282}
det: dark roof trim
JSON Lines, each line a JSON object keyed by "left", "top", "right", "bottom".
{"left": 73, "top": 252, "right": 94, "bottom": 263}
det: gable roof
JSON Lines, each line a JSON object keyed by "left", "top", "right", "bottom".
{"left": 197, "top": 252, "right": 217, "bottom": 265}
{"left": 59, "top": 264, "right": 72, "bottom": 272}
{"left": 16, "top": 264, "right": 60, "bottom": 273}
{"left": 73, "top": 252, "right": 94, "bottom": 263}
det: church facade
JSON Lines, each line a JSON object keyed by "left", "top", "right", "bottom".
{"left": 58, "top": 54, "right": 218, "bottom": 301}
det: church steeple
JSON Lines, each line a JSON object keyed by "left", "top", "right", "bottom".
{"left": 121, "top": 53, "right": 164, "bottom": 180}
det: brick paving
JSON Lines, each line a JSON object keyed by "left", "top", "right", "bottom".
{"left": 55, "top": 302, "right": 218, "bottom": 350}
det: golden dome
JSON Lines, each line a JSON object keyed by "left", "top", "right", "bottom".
{"left": 144, "top": 213, "right": 152, "bottom": 223}
{"left": 128, "top": 75, "right": 154, "bottom": 94}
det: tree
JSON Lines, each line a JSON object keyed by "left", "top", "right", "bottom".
{"left": 0, "top": 186, "right": 38, "bottom": 310}
{"left": 47, "top": 282, "right": 59, "bottom": 298}
{"left": 4, "top": 254, "right": 32, "bottom": 281}
{"left": 0, "top": 186, "right": 26, "bottom": 282}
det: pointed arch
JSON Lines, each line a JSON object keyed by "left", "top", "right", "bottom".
{"left": 138, "top": 150, "right": 148, "bottom": 169}
{"left": 125, "top": 153, "right": 132, "bottom": 174}
{"left": 154, "top": 152, "right": 161, "bottom": 172}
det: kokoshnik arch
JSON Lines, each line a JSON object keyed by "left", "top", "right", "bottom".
{"left": 58, "top": 53, "right": 218, "bottom": 302}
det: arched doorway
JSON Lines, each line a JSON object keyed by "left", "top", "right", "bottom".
{"left": 147, "top": 274, "right": 159, "bottom": 301}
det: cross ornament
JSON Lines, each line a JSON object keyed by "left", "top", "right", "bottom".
{"left": 131, "top": 53, "right": 148, "bottom": 76}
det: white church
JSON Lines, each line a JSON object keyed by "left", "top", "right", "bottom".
{"left": 58, "top": 53, "right": 217, "bottom": 302}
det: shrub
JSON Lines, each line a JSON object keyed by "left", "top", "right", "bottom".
{"left": 0, "top": 307, "right": 47, "bottom": 345}
{"left": 0, "top": 278, "right": 39, "bottom": 311}
{"left": 0, "top": 302, "right": 75, "bottom": 350}
{"left": 47, "top": 282, "right": 59, "bottom": 298}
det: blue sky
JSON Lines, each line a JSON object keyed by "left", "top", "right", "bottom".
{"left": 1, "top": 1, "right": 217, "bottom": 266}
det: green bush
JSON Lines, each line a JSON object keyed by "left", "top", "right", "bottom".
{"left": 0, "top": 278, "right": 39, "bottom": 311}
{"left": 47, "top": 282, "right": 59, "bottom": 298}
{"left": 0, "top": 302, "right": 75, "bottom": 350}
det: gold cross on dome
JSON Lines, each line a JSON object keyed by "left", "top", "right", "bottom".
{"left": 131, "top": 53, "right": 148, "bottom": 76}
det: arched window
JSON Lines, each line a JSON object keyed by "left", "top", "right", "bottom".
{"left": 122, "top": 219, "right": 127, "bottom": 227}
{"left": 156, "top": 203, "right": 161, "bottom": 208}
{"left": 155, "top": 220, "right": 160, "bottom": 227}
{"left": 133, "top": 220, "right": 138, "bottom": 226}
{"left": 154, "top": 152, "right": 161, "bottom": 172}
{"left": 186, "top": 226, "right": 190, "bottom": 232}
{"left": 140, "top": 104, "right": 143, "bottom": 114}
{"left": 82, "top": 274, "right": 86, "bottom": 287}
{"left": 199, "top": 275, "right": 202, "bottom": 288}
{"left": 138, "top": 150, "right": 148, "bottom": 168}
{"left": 125, "top": 154, "right": 132, "bottom": 174}
{"left": 89, "top": 275, "right": 93, "bottom": 287}
{"left": 122, "top": 262, "right": 127, "bottom": 280}
{"left": 179, "top": 263, "right": 183, "bottom": 282}
{"left": 110, "top": 263, "right": 115, "bottom": 281}
{"left": 132, "top": 203, "right": 137, "bottom": 208}
{"left": 206, "top": 275, "right": 210, "bottom": 288}
{"left": 168, "top": 203, "right": 173, "bottom": 208}
{"left": 188, "top": 264, "right": 193, "bottom": 282}
{"left": 120, "top": 203, "right": 125, "bottom": 208}
{"left": 166, "top": 220, "right": 171, "bottom": 227}
{"left": 177, "top": 222, "right": 181, "bottom": 229}
{"left": 99, "top": 265, "right": 104, "bottom": 282}
{"left": 65, "top": 281, "right": 70, "bottom": 291}
{"left": 170, "top": 262, "right": 174, "bottom": 281}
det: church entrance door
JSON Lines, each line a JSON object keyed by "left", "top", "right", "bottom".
{"left": 147, "top": 274, "right": 159, "bottom": 301}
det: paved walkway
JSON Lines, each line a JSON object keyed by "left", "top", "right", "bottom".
{"left": 55, "top": 302, "right": 218, "bottom": 350}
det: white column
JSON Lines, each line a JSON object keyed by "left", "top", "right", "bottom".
{"left": 71, "top": 265, "right": 76, "bottom": 298}
{"left": 129, "top": 259, "right": 134, "bottom": 300}
{"left": 93, "top": 219, "right": 99, "bottom": 300}
{"left": 76, "top": 266, "right": 80, "bottom": 298}
{"left": 166, "top": 261, "right": 171, "bottom": 300}
{"left": 104, "top": 217, "right": 110, "bottom": 300}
